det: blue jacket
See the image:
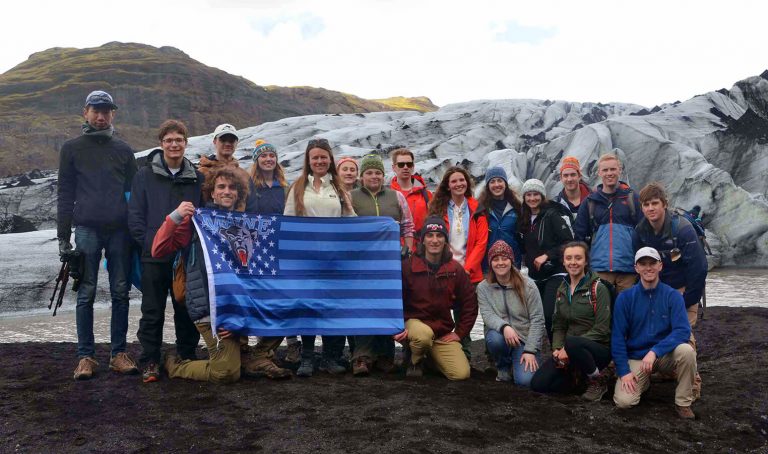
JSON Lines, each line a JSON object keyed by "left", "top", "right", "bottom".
{"left": 611, "top": 281, "right": 691, "bottom": 377}
{"left": 484, "top": 202, "right": 522, "bottom": 270}
{"left": 573, "top": 183, "right": 640, "bottom": 273}
{"left": 252, "top": 181, "right": 287, "bottom": 215}
{"left": 634, "top": 211, "right": 708, "bottom": 307}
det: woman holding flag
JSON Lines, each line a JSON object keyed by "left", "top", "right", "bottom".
{"left": 284, "top": 138, "right": 356, "bottom": 377}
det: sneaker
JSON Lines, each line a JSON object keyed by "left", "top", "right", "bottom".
{"left": 675, "top": 405, "right": 696, "bottom": 420}
{"left": 353, "top": 357, "right": 370, "bottom": 376}
{"left": 495, "top": 368, "right": 512, "bottom": 382}
{"left": 581, "top": 369, "right": 610, "bottom": 402}
{"left": 296, "top": 358, "right": 314, "bottom": 377}
{"left": 142, "top": 362, "right": 160, "bottom": 383}
{"left": 243, "top": 359, "right": 292, "bottom": 379}
{"left": 374, "top": 356, "right": 396, "bottom": 374}
{"left": 406, "top": 361, "right": 424, "bottom": 378}
{"left": 74, "top": 357, "right": 98, "bottom": 380}
{"left": 319, "top": 358, "right": 346, "bottom": 375}
{"left": 285, "top": 341, "right": 302, "bottom": 364}
{"left": 109, "top": 352, "right": 139, "bottom": 375}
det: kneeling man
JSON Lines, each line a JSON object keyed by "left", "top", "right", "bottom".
{"left": 612, "top": 247, "right": 697, "bottom": 419}
{"left": 395, "top": 217, "right": 477, "bottom": 380}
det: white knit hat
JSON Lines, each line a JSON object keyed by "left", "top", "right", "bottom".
{"left": 521, "top": 179, "right": 546, "bottom": 197}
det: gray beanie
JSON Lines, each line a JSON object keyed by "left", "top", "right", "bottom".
{"left": 521, "top": 179, "right": 546, "bottom": 197}
{"left": 485, "top": 166, "right": 508, "bottom": 185}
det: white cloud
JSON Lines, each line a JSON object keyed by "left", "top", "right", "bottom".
{"left": 0, "top": 0, "right": 766, "bottom": 108}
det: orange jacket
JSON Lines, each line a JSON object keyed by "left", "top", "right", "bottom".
{"left": 442, "top": 197, "right": 488, "bottom": 283}
{"left": 390, "top": 175, "right": 432, "bottom": 235}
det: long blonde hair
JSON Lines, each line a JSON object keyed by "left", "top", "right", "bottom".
{"left": 289, "top": 138, "right": 347, "bottom": 216}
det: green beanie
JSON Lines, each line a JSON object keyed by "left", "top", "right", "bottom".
{"left": 359, "top": 154, "right": 385, "bottom": 174}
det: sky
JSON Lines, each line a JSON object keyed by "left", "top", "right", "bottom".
{"left": 1, "top": 0, "right": 767, "bottom": 108}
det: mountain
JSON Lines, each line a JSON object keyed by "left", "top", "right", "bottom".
{"left": 0, "top": 42, "right": 437, "bottom": 177}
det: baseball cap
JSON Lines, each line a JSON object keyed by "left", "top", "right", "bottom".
{"left": 213, "top": 123, "right": 239, "bottom": 141}
{"left": 84, "top": 90, "right": 117, "bottom": 110}
{"left": 634, "top": 247, "right": 661, "bottom": 263}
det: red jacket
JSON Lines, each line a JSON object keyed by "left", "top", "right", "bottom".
{"left": 390, "top": 175, "right": 432, "bottom": 235}
{"left": 401, "top": 255, "right": 478, "bottom": 339}
{"left": 443, "top": 197, "right": 489, "bottom": 283}
{"left": 151, "top": 215, "right": 193, "bottom": 258}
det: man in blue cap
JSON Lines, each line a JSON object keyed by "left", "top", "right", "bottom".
{"left": 57, "top": 90, "right": 138, "bottom": 380}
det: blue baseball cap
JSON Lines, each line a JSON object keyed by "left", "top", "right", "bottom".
{"left": 84, "top": 90, "right": 118, "bottom": 110}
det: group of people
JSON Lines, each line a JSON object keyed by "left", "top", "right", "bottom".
{"left": 57, "top": 90, "right": 708, "bottom": 420}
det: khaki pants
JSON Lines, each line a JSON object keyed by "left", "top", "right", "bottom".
{"left": 406, "top": 319, "right": 470, "bottom": 381}
{"left": 166, "top": 323, "right": 241, "bottom": 384}
{"left": 613, "top": 343, "right": 697, "bottom": 408}
{"left": 597, "top": 271, "right": 637, "bottom": 294}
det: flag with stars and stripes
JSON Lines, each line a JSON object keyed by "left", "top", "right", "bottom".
{"left": 192, "top": 208, "right": 404, "bottom": 336}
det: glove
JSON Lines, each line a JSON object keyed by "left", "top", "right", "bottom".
{"left": 58, "top": 239, "right": 73, "bottom": 259}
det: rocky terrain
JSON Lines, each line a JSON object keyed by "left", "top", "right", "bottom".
{"left": 0, "top": 42, "right": 436, "bottom": 177}
{"left": 1, "top": 307, "right": 766, "bottom": 453}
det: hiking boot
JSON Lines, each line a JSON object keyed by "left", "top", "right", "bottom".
{"left": 296, "top": 358, "right": 314, "bottom": 377}
{"left": 406, "top": 361, "right": 424, "bottom": 378}
{"left": 675, "top": 405, "right": 696, "bottom": 420}
{"left": 581, "top": 369, "right": 610, "bottom": 402}
{"left": 319, "top": 358, "right": 346, "bottom": 375}
{"left": 109, "top": 352, "right": 138, "bottom": 375}
{"left": 374, "top": 356, "right": 396, "bottom": 374}
{"left": 284, "top": 341, "right": 302, "bottom": 364}
{"left": 243, "top": 359, "right": 292, "bottom": 379}
{"left": 74, "top": 357, "right": 98, "bottom": 380}
{"left": 142, "top": 362, "right": 160, "bottom": 383}
{"left": 496, "top": 368, "right": 512, "bottom": 382}
{"left": 353, "top": 357, "right": 370, "bottom": 376}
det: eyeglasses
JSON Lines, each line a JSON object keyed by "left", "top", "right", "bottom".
{"left": 396, "top": 162, "right": 415, "bottom": 169}
{"left": 307, "top": 138, "right": 330, "bottom": 149}
{"left": 162, "top": 138, "right": 186, "bottom": 145}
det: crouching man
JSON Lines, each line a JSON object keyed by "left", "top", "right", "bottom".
{"left": 394, "top": 217, "right": 477, "bottom": 381}
{"left": 151, "top": 167, "right": 290, "bottom": 383}
{"left": 612, "top": 247, "right": 697, "bottom": 419}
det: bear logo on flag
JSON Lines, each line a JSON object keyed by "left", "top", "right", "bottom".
{"left": 221, "top": 225, "right": 258, "bottom": 267}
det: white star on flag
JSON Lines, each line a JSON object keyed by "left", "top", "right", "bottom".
{"left": 215, "top": 262, "right": 222, "bottom": 270}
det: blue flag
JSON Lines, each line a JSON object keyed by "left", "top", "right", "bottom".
{"left": 192, "top": 208, "right": 404, "bottom": 336}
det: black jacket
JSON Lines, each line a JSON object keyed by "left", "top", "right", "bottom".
{"left": 519, "top": 203, "right": 574, "bottom": 281}
{"left": 56, "top": 134, "right": 137, "bottom": 239}
{"left": 127, "top": 149, "right": 203, "bottom": 263}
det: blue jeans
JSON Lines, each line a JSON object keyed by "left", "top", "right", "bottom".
{"left": 485, "top": 329, "right": 539, "bottom": 387}
{"left": 74, "top": 226, "right": 131, "bottom": 358}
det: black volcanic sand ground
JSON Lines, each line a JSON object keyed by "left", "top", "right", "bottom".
{"left": 2, "top": 306, "right": 767, "bottom": 453}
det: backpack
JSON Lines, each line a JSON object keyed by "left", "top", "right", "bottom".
{"left": 587, "top": 278, "right": 617, "bottom": 316}
{"left": 675, "top": 208, "right": 706, "bottom": 237}
{"left": 586, "top": 191, "right": 636, "bottom": 243}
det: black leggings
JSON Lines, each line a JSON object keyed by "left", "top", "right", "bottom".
{"left": 530, "top": 336, "right": 611, "bottom": 394}
{"left": 536, "top": 276, "right": 562, "bottom": 344}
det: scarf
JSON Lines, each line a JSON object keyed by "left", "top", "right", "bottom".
{"left": 82, "top": 122, "right": 114, "bottom": 138}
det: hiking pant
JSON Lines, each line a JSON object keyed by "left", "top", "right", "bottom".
{"left": 614, "top": 343, "right": 696, "bottom": 408}
{"left": 405, "top": 319, "right": 470, "bottom": 381}
{"left": 137, "top": 261, "right": 200, "bottom": 364}
{"left": 74, "top": 226, "right": 131, "bottom": 358}
{"left": 351, "top": 335, "right": 395, "bottom": 361}
{"left": 300, "top": 335, "right": 345, "bottom": 361}
{"left": 166, "top": 323, "right": 241, "bottom": 384}
{"left": 531, "top": 336, "right": 611, "bottom": 393}
{"left": 485, "top": 329, "right": 539, "bottom": 387}
{"left": 596, "top": 271, "right": 636, "bottom": 294}
{"left": 535, "top": 276, "right": 562, "bottom": 344}
{"left": 251, "top": 336, "right": 283, "bottom": 362}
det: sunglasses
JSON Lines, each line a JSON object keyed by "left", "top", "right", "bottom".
{"left": 307, "top": 138, "right": 330, "bottom": 148}
{"left": 396, "top": 162, "right": 415, "bottom": 169}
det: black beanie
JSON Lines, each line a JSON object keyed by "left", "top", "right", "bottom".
{"left": 420, "top": 216, "right": 449, "bottom": 242}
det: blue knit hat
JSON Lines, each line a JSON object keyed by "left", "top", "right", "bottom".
{"left": 485, "top": 166, "right": 508, "bottom": 185}
{"left": 252, "top": 139, "right": 277, "bottom": 161}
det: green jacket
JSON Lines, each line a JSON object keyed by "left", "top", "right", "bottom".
{"left": 551, "top": 271, "right": 611, "bottom": 349}
{"left": 351, "top": 186, "right": 402, "bottom": 220}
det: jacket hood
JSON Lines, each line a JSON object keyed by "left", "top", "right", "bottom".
{"left": 390, "top": 174, "right": 428, "bottom": 194}
{"left": 590, "top": 181, "right": 633, "bottom": 202}
{"left": 150, "top": 149, "right": 198, "bottom": 181}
